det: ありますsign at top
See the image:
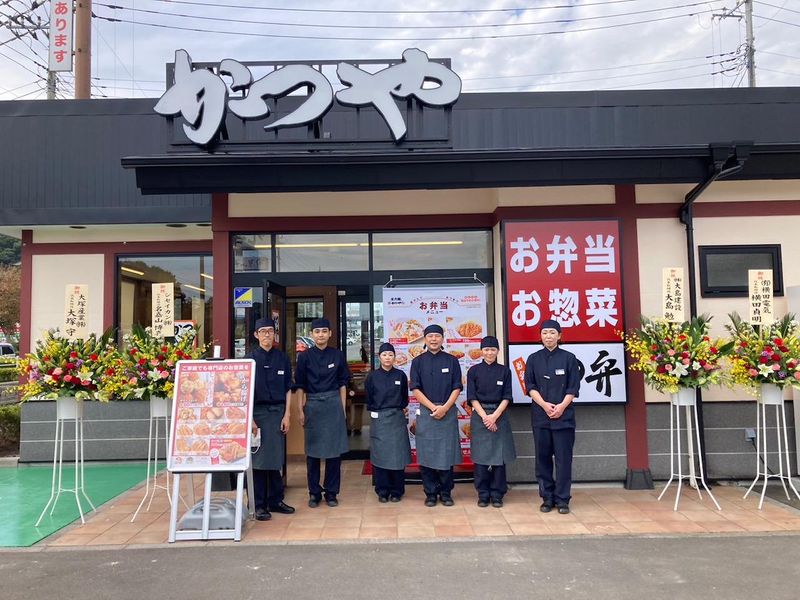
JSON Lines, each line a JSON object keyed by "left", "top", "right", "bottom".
{"left": 155, "top": 48, "right": 462, "bottom": 148}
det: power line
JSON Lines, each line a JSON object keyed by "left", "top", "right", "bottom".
{"left": 138, "top": 0, "right": 642, "bottom": 16}
{"left": 757, "top": 1, "right": 799, "bottom": 17}
{"left": 760, "top": 49, "right": 800, "bottom": 60}
{"left": 96, "top": 1, "right": 726, "bottom": 31}
{"left": 0, "top": 48, "right": 44, "bottom": 79}
{"left": 753, "top": 13, "right": 800, "bottom": 27}
{"left": 759, "top": 66, "right": 800, "bottom": 77}
{"left": 94, "top": 8, "right": 722, "bottom": 42}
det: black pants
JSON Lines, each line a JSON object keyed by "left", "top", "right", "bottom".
{"left": 306, "top": 456, "right": 342, "bottom": 500}
{"left": 533, "top": 427, "right": 575, "bottom": 505}
{"left": 419, "top": 466, "right": 454, "bottom": 498}
{"left": 473, "top": 464, "right": 507, "bottom": 501}
{"left": 253, "top": 468, "right": 284, "bottom": 510}
{"left": 373, "top": 466, "right": 406, "bottom": 498}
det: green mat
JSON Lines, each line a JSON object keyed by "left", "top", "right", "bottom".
{"left": 0, "top": 462, "right": 155, "bottom": 548}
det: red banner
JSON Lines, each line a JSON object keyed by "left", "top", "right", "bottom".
{"left": 504, "top": 220, "right": 623, "bottom": 344}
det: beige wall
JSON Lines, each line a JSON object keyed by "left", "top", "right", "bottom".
{"left": 31, "top": 225, "right": 212, "bottom": 244}
{"left": 30, "top": 254, "right": 105, "bottom": 342}
{"left": 228, "top": 185, "right": 615, "bottom": 218}
{"left": 636, "top": 209, "right": 800, "bottom": 402}
{"left": 636, "top": 180, "right": 800, "bottom": 204}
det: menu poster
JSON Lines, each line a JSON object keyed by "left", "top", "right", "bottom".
{"left": 168, "top": 359, "right": 255, "bottom": 472}
{"left": 507, "top": 343, "right": 627, "bottom": 405}
{"left": 152, "top": 283, "right": 175, "bottom": 339}
{"left": 749, "top": 269, "right": 774, "bottom": 326}
{"left": 662, "top": 267, "right": 685, "bottom": 323}
{"left": 383, "top": 286, "right": 488, "bottom": 465}
{"left": 63, "top": 284, "right": 88, "bottom": 340}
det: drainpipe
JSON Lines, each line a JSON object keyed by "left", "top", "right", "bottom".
{"left": 679, "top": 141, "right": 752, "bottom": 485}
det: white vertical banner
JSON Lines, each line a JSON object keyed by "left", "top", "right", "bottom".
{"left": 749, "top": 269, "right": 774, "bottom": 326}
{"left": 48, "top": 1, "right": 74, "bottom": 72}
{"left": 662, "top": 267, "right": 685, "bottom": 322}
{"left": 382, "top": 285, "right": 487, "bottom": 465}
{"left": 152, "top": 283, "right": 175, "bottom": 339}
{"left": 63, "top": 284, "right": 88, "bottom": 340}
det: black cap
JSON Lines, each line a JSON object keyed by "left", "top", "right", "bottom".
{"left": 378, "top": 342, "right": 395, "bottom": 355}
{"left": 310, "top": 318, "right": 331, "bottom": 330}
{"left": 423, "top": 324, "right": 444, "bottom": 336}
{"left": 540, "top": 319, "right": 562, "bottom": 333}
{"left": 254, "top": 317, "right": 274, "bottom": 331}
{"left": 480, "top": 335, "right": 499, "bottom": 349}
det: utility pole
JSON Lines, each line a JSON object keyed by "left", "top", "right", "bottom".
{"left": 715, "top": 0, "right": 756, "bottom": 87}
{"left": 744, "top": 0, "right": 756, "bottom": 87}
{"left": 74, "top": 0, "right": 91, "bottom": 99}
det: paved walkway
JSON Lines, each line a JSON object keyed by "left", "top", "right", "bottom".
{"left": 43, "top": 459, "right": 800, "bottom": 547}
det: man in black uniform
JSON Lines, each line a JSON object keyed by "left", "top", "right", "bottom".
{"left": 409, "top": 324, "right": 462, "bottom": 507}
{"left": 248, "top": 318, "right": 295, "bottom": 520}
{"left": 524, "top": 319, "right": 581, "bottom": 514}
{"left": 466, "top": 335, "right": 516, "bottom": 508}
{"left": 295, "top": 317, "right": 350, "bottom": 508}
{"left": 365, "top": 342, "right": 411, "bottom": 502}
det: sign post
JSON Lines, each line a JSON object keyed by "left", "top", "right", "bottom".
{"left": 167, "top": 359, "right": 256, "bottom": 542}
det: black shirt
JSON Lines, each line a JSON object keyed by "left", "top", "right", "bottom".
{"left": 466, "top": 360, "right": 512, "bottom": 406}
{"left": 294, "top": 345, "right": 350, "bottom": 394}
{"left": 409, "top": 349, "right": 463, "bottom": 405}
{"left": 249, "top": 345, "right": 292, "bottom": 406}
{"left": 365, "top": 367, "right": 409, "bottom": 411}
{"left": 524, "top": 346, "right": 581, "bottom": 430}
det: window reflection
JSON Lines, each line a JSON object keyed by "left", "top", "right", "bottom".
{"left": 118, "top": 255, "right": 214, "bottom": 347}
{"left": 276, "top": 233, "right": 369, "bottom": 272}
{"left": 234, "top": 234, "right": 272, "bottom": 273}
{"left": 372, "top": 231, "right": 492, "bottom": 270}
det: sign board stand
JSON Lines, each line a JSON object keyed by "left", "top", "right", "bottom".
{"left": 166, "top": 359, "right": 256, "bottom": 543}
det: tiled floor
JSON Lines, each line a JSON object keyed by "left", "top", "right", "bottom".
{"left": 43, "top": 459, "right": 800, "bottom": 547}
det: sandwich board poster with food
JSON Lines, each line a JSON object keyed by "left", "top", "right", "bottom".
{"left": 383, "top": 286, "right": 488, "bottom": 465}
{"left": 168, "top": 359, "right": 256, "bottom": 472}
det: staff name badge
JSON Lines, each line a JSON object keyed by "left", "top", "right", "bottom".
{"left": 497, "top": 380, "right": 504, "bottom": 385}
{"left": 328, "top": 363, "right": 335, "bottom": 368}
{"left": 277, "top": 370, "right": 284, "bottom": 375}
{"left": 442, "top": 368, "right": 449, "bottom": 373}
{"left": 370, "top": 411, "right": 379, "bottom": 418}
{"left": 394, "top": 380, "right": 401, "bottom": 385}
{"left": 555, "top": 369, "right": 565, "bottom": 375}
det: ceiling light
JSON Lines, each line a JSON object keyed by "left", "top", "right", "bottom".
{"left": 121, "top": 266, "right": 145, "bottom": 276}
{"left": 275, "top": 243, "right": 359, "bottom": 248}
{"left": 367, "top": 241, "right": 463, "bottom": 247}
{"left": 182, "top": 284, "right": 206, "bottom": 293}
{"left": 200, "top": 273, "right": 214, "bottom": 280}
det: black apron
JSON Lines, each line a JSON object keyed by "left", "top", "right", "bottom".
{"left": 304, "top": 390, "right": 349, "bottom": 459}
{"left": 415, "top": 405, "right": 461, "bottom": 470}
{"left": 469, "top": 404, "right": 516, "bottom": 466}
{"left": 369, "top": 407, "right": 412, "bottom": 471}
{"left": 251, "top": 403, "right": 285, "bottom": 471}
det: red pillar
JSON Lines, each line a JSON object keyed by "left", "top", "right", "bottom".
{"left": 616, "top": 185, "right": 653, "bottom": 489}
{"left": 211, "top": 193, "right": 231, "bottom": 357}
{"left": 19, "top": 230, "right": 33, "bottom": 355}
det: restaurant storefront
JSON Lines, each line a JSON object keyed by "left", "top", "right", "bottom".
{"left": 3, "top": 51, "right": 800, "bottom": 487}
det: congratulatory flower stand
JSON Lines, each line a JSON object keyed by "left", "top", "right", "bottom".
{"left": 623, "top": 315, "right": 732, "bottom": 511}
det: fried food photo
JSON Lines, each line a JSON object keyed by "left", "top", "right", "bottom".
{"left": 227, "top": 422, "right": 247, "bottom": 435}
{"left": 394, "top": 319, "right": 424, "bottom": 342}
{"left": 178, "top": 408, "right": 196, "bottom": 421}
{"left": 201, "top": 407, "right": 224, "bottom": 420}
{"left": 191, "top": 439, "right": 209, "bottom": 453}
{"left": 219, "top": 441, "right": 246, "bottom": 463}
{"left": 193, "top": 422, "right": 211, "bottom": 436}
{"left": 177, "top": 424, "right": 193, "bottom": 437}
{"left": 408, "top": 345, "right": 425, "bottom": 358}
{"left": 460, "top": 400, "right": 473, "bottom": 417}
{"left": 460, "top": 422, "right": 472, "bottom": 439}
{"left": 212, "top": 423, "right": 230, "bottom": 436}
{"left": 456, "top": 320, "right": 483, "bottom": 338}
{"left": 468, "top": 348, "right": 483, "bottom": 360}
{"left": 394, "top": 351, "right": 409, "bottom": 366}
{"left": 449, "top": 349, "right": 465, "bottom": 360}
{"left": 226, "top": 406, "right": 246, "bottom": 420}
{"left": 176, "top": 438, "right": 191, "bottom": 452}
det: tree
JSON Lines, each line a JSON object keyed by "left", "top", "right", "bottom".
{"left": 0, "top": 266, "right": 20, "bottom": 344}
{"left": 0, "top": 235, "right": 21, "bottom": 267}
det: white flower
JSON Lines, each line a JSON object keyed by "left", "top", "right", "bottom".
{"left": 758, "top": 364, "right": 774, "bottom": 377}
{"left": 672, "top": 362, "right": 689, "bottom": 378}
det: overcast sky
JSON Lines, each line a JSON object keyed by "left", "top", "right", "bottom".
{"left": 1, "top": 0, "right": 798, "bottom": 100}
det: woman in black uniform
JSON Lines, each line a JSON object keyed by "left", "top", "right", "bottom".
{"left": 466, "top": 336, "right": 516, "bottom": 507}
{"left": 365, "top": 343, "right": 411, "bottom": 502}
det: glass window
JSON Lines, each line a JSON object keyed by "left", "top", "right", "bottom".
{"left": 372, "top": 230, "right": 492, "bottom": 270}
{"left": 118, "top": 255, "right": 214, "bottom": 346}
{"left": 233, "top": 234, "right": 272, "bottom": 273}
{"left": 276, "top": 233, "right": 369, "bottom": 272}
{"left": 699, "top": 245, "right": 783, "bottom": 297}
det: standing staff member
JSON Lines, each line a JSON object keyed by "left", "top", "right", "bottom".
{"left": 365, "top": 343, "right": 411, "bottom": 502}
{"left": 524, "top": 320, "right": 580, "bottom": 515}
{"left": 295, "top": 318, "right": 350, "bottom": 508}
{"left": 466, "top": 335, "right": 516, "bottom": 508}
{"left": 249, "top": 318, "right": 296, "bottom": 520}
{"left": 410, "top": 324, "right": 462, "bottom": 507}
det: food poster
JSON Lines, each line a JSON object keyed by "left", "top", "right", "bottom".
{"left": 168, "top": 360, "right": 255, "bottom": 472}
{"left": 383, "top": 286, "right": 488, "bottom": 465}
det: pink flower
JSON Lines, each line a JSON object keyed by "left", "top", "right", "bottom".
{"left": 795, "top": 372, "right": 800, "bottom": 380}
{"left": 667, "top": 349, "right": 676, "bottom": 356}
{"left": 53, "top": 367, "right": 63, "bottom": 376}
{"left": 772, "top": 363, "right": 781, "bottom": 371}
{"left": 682, "top": 358, "right": 690, "bottom": 365}
{"left": 159, "top": 370, "right": 169, "bottom": 379}
{"left": 704, "top": 363, "right": 714, "bottom": 371}
{"left": 128, "top": 377, "right": 138, "bottom": 385}
{"left": 665, "top": 364, "right": 673, "bottom": 372}
{"left": 748, "top": 368, "right": 759, "bottom": 377}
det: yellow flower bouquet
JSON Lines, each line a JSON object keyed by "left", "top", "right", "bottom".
{"left": 725, "top": 312, "right": 800, "bottom": 390}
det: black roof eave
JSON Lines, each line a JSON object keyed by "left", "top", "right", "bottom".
{"left": 123, "top": 144, "right": 800, "bottom": 195}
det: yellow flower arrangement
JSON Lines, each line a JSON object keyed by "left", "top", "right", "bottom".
{"left": 725, "top": 312, "right": 800, "bottom": 391}
{"left": 621, "top": 314, "right": 733, "bottom": 394}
